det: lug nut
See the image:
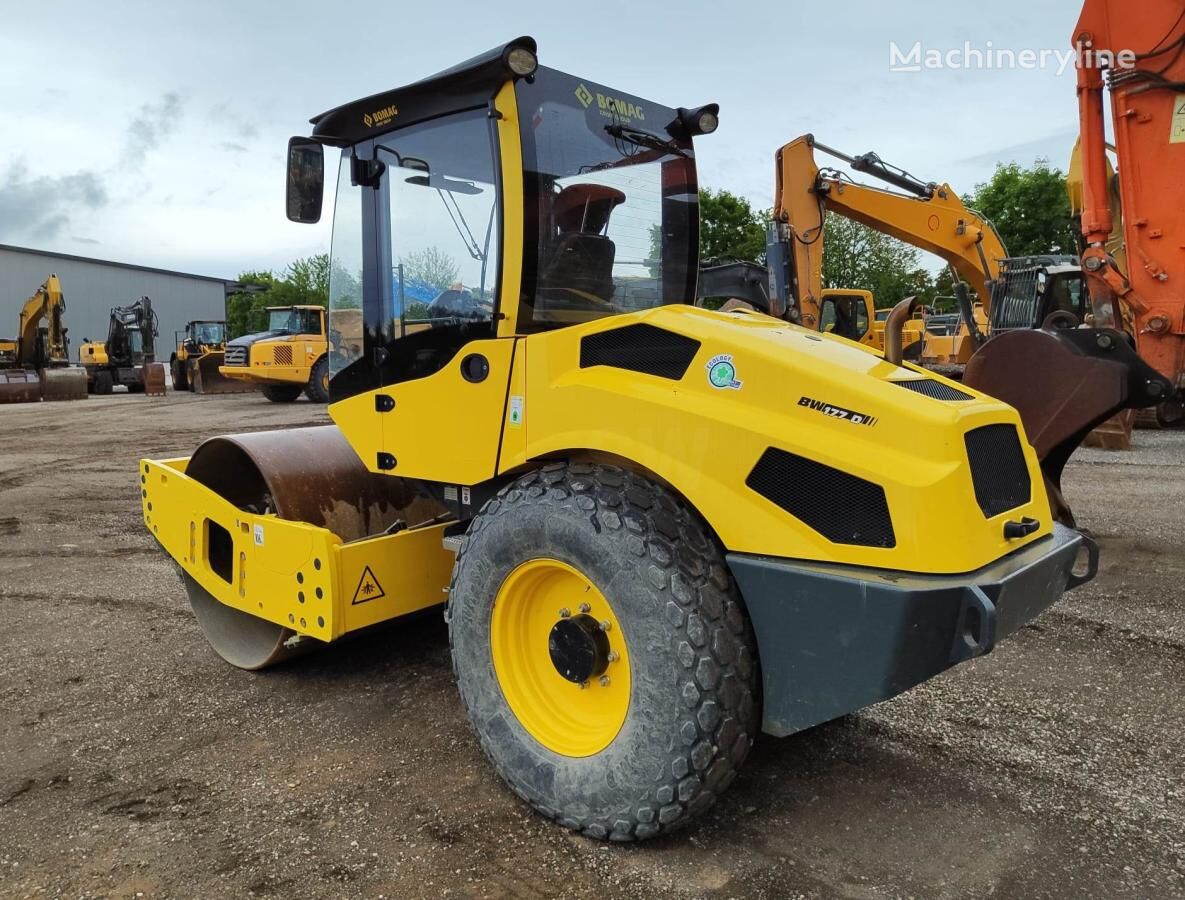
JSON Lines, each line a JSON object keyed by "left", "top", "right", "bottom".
{"left": 607, "top": 651, "right": 620, "bottom": 663}
{"left": 599, "top": 675, "right": 611, "bottom": 687}
{"left": 578, "top": 602, "right": 591, "bottom": 614}
{"left": 558, "top": 607, "right": 570, "bottom": 618}
{"left": 599, "top": 620, "right": 611, "bottom": 632}
{"left": 579, "top": 680, "right": 589, "bottom": 690}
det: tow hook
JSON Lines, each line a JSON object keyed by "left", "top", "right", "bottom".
{"left": 1003, "top": 517, "right": 1040, "bottom": 539}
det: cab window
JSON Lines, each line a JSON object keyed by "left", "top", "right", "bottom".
{"left": 375, "top": 109, "right": 500, "bottom": 384}
{"left": 819, "top": 296, "right": 869, "bottom": 341}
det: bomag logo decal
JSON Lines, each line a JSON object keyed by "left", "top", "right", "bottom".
{"left": 363, "top": 104, "right": 398, "bottom": 129}
{"left": 575, "top": 83, "right": 646, "bottom": 123}
{"left": 798, "top": 396, "right": 878, "bottom": 427}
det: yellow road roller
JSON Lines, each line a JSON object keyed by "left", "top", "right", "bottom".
{"left": 140, "top": 37, "right": 1098, "bottom": 841}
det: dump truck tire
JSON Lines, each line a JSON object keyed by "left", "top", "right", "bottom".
{"left": 306, "top": 357, "right": 330, "bottom": 403}
{"left": 448, "top": 461, "right": 758, "bottom": 841}
{"left": 261, "top": 385, "right": 302, "bottom": 403}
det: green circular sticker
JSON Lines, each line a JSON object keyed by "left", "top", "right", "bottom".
{"left": 706, "top": 354, "right": 742, "bottom": 390}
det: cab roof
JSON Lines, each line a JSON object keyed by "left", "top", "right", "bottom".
{"left": 310, "top": 36, "right": 536, "bottom": 146}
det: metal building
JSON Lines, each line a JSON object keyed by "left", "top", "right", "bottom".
{"left": 0, "top": 243, "right": 230, "bottom": 364}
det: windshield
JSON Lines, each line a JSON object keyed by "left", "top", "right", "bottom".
{"left": 515, "top": 68, "right": 698, "bottom": 331}
{"left": 267, "top": 308, "right": 321, "bottom": 334}
{"left": 193, "top": 322, "right": 225, "bottom": 344}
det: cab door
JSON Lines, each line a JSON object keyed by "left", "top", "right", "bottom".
{"left": 819, "top": 289, "right": 874, "bottom": 345}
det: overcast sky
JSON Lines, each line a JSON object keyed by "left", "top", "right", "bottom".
{"left": 0, "top": 0, "right": 1085, "bottom": 280}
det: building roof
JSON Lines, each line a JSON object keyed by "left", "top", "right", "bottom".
{"left": 0, "top": 242, "right": 234, "bottom": 286}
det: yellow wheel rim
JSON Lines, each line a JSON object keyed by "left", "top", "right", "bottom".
{"left": 321, "top": 369, "right": 329, "bottom": 394}
{"left": 490, "top": 558, "right": 630, "bottom": 757}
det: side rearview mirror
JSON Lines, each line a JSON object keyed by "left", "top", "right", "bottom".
{"left": 286, "top": 137, "right": 324, "bottom": 224}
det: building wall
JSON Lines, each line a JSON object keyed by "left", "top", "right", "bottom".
{"left": 0, "top": 245, "right": 227, "bottom": 365}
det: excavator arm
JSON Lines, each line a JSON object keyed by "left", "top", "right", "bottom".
{"left": 771, "top": 134, "right": 1006, "bottom": 332}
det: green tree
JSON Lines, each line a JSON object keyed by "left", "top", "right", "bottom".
{"left": 226, "top": 254, "right": 331, "bottom": 337}
{"left": 699, "top": 189, "right": 769, "bottom": 264}
{"left": 967, "top": 160, "right": 1076, "bottom": 257}
{"left": 401, "top": 247, "right": 459, "bottom": 292}
{"left": 822, "top": 217, "right": 936, "bottom": 308}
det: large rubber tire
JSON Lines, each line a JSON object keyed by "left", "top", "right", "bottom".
{"left": 170, "top": 357, "right": 188, "bottom": 392}
{"left": 261, "top": 384, "right": 302, "bottom": 403}
{"left": 448, "top": 461, "right": 759, "bottom": 841}
{"left": 94, "top": 370, "right": 113, "bottom": 395}
{"left": 305, "top": 356, "right": 330, "bottom": 403}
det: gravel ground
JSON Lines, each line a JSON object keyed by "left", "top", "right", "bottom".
{"left": 0, "top": 391, "right": 1182, "bottom": 899}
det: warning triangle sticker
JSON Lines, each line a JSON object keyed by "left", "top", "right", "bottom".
{"left": 351, "top": 565, "right": 386, "bottom": 605}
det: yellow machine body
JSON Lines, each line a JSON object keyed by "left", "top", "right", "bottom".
{"left": 139, "top": 39, "right": 1100, "bottom": 841}
{"left": 79, "top": 341, "right": 109, "bottom": 365}
{"left": 218, "top": 306, "right": 327, "bottom": 389}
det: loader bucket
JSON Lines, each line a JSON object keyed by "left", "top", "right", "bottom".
{"left": 963, "top": 328, "right": 1171, "bottom": 526}
{"left": 0, "top": 369, "right": 42, "bottom": 403}
{"left": 40, "top": 366, "right": 89, "bottom": 401}
{"left": 192, "top": 352, "right": 253, "bottom": 394}
{"left": 141, "top": 362, "right": 167, "bottom": 397}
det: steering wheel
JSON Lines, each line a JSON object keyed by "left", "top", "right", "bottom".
{"left": 1042, "top": 310, "right": 1080, "bottom": 331}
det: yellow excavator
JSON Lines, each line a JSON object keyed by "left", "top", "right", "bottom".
{"left": 0, "top": 274, "right": 89, "bottom": 403}
{"left": 139, "top": 37, "right": 1124, "bottom": 841}
{"left": 769, "top": 135, "right": 1088, "bottom": 373}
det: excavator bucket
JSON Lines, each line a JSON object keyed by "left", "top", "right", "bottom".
{"left": 963, "top": 328, "right": 1171, "bottom": 526}
{"left": 141, "top": 362, "right": 168, "bottom": 397}
{"left": 192, "top": 352, "right": 252, "bottom": 394}
{"left": 39, "top": 367, "right": 89, "bottom": 401}
{"left": 0, "top": 370, "right": 42, "bottom": 403}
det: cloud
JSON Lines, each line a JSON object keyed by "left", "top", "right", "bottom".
{"left": 221, "top": 141, "right": 249, "bottom": 153}
{"left": 122, "top": 92, "right": 185, "bottom": 165}
{"left": 0, "top": 162, "right": 109, "bottom": 241}
{"left": 72, "top": 236, "right": 101, "bottom": 245}
{"left": 208, "top": 103, "right": 261, "bottom": 140}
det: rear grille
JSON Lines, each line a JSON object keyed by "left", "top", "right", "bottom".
{"left": 746, "top": 448, "right": 896, "bottom": 548}
{"left": 273, "top": 345, "right": 293, "bottom": 366}
{"left": 580, "top": 324, "right": 701, "bottom": 380}
{"left": 224, "top": 345, "right": 248, "bottom": 367}
{"left": 965, "top": 424, "right": 1031, "bottom": 517}
{"left": 893, "top": 379, "right": 973, "bottom": 401}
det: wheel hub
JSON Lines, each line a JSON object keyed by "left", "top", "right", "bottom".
{"left": 548, "top": 614, "right": 610, "bottom": 683}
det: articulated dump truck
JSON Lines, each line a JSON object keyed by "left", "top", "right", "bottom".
{"left": 141, "top": 38, "right": 1136, "bottom": 841}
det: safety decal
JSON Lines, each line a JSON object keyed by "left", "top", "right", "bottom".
{"left": 352, "top": 565, "right": 386, "bottom": 605}
{"left": 1171, "top": 93, "right": 1185, "bottom": 144}
{"left": 706, "top": 354, "right": 743, "bottom": 390}
{"left": 253, "top": 524, "right": 264, "bottom": 546}
{"left": 798, "top": 396, "right": 878, "bottom": 427}
{"left": 509, "top": 395, "right": 524, "bottom": 427}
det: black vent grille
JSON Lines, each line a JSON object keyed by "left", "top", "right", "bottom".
{"left": 965, "top": 424, "right": 1031, "bottom": 517}
{"left": 746, "top": 448, "right": 896, "bottom": 548}
{"left": 893, "top": 379, "right": 973, "bottom": 401}
{"left": 580, "top": 324, "right": 701, "bottom": 380}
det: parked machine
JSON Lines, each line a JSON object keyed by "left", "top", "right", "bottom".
{"left": 1070, "top": 0, "right": 1185, "bottom": 426}
{"left": 78, "top": 297, "right": 166, "bottom": 396}
{"left": 218, "top": 305, "right": 329, "bottom": 402}
{"left": 0, "top": 274, "right": 88, "bottom": 403}
{"left": 768, "top": 135, "right": 1089, "bottom": 371}
{"left": 140, "top": 38, "right": 1119, "bottom": 841}
{"left": 170, "top": 320, "right": 247, "bottom": 394}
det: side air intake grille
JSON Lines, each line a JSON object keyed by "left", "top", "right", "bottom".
{"left": 893, "top": 379, "right": 973, "bottom": 401}
{"left": 746, "top": 448, "right": 896, "bottom": 548}
{"left": 965, "top": 424, "right": 1031, "bottom": 517}
{"left": 273, "top": 345, "right": 294, "bottom": 366}
{"left": 579, "top": 324, "right": 701, "bottom": 380}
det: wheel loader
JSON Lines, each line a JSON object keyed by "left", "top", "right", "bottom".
{"left": 142, "top": 37, "right": 1106, "bottom": 841}
{"left": 171, "top": 320, "right": 251, "bottom": 394}
{"left": 218, "top": 305, "right": 330, "bottom": 402}
{"left": 0, "top": 274, "right": 88, "bottom": 402}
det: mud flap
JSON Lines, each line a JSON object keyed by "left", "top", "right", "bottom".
{"left": 963, "top": 328, "right": 1171, "bottom": 525}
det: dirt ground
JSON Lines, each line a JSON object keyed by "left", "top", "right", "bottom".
{"left": 1, "top": 391, "right": 1182, "bottom": 899}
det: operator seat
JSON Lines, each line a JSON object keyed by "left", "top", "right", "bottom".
{"left": 539, "top": 184, "right": 626, "bottom": 305}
